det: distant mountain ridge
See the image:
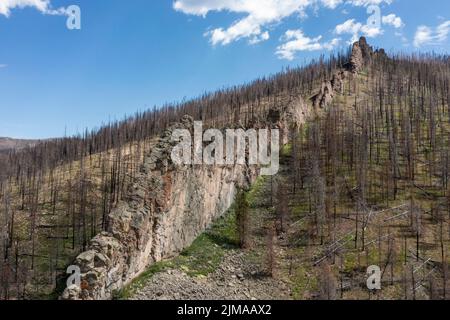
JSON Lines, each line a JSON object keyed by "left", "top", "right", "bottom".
{"left": 0, "top": 137, "right": 38, "bottom": 151}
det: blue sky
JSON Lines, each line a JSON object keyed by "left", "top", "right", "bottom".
{"left": 0, "top": 0, "right": 449, "bottom": 139}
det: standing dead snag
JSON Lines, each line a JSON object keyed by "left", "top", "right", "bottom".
{"left": 387, "top": 234, "right": 397, "bottom": 285}
{"left": 443, "top": 262, "right": 448, "bottom": 300}
{"left": 276, "top": 182, "right": 289, "bottom": 234}
{"left": 235, "top": 189, "right": 250, "bottom": 249}
{"left": 307, "top": 121, "right": 326, "bottom": 245}
{"left": 319, "top": 263, "right": 337, "bottom": 300}
{"left": 266, "top": 222, "right": 277, "bottom": 278}
{"left": 409, "top": 198, "right": 422, "bottom": 261}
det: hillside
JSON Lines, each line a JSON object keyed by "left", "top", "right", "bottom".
{"left": 0, "top": 39, "right": 337, "bottom": 300}
{"left": 0, "top": 137, "right": 38, "bottom": 152}
{"left": 120, "top": 38, "right": 450, "bottom": 300}
{"left": 1, "top": 37, "right": 450, "bottom": 300}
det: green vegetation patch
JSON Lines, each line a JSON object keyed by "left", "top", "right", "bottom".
{"left": 247, "top": 175, "right": 268, "bottom": 208}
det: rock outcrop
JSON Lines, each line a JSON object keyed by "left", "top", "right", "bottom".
{"left": 61, "top": 116, "right": 260, "bottom": 300}
{"left": 347, "top": 36, "right": 387, "bottom": 73}
{"left": 311, "top": 69, "right": 349, "bottom": 109}
{"left": 61, "top": 37, "right": 383, "bottom": 300}
{"left": 349, "top": 36, "right": 372, "bottom": 73}
{"left": 311, "top": 37, "right": 386, "bottom": 108}
{"left": 268, "top": 97, "right": 310, "bottom": 144}
{"left": 61, "top": 91, "right": 308, "bottom": 300}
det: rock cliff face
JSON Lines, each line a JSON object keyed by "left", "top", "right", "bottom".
{"left": 62, "top": 91, "right": 309, "bottom": 300}
{"left": 61, "top": 116, "right": 267, "bottom": 300}
{"left": 312, "top": 70, "right": 348, "bottom": 109}
{"left": 268, "top": 96, "right": 310, "bottom": 144}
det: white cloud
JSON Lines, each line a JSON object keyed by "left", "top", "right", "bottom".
{"left": 0, "top": 0, "right": 65, "bottom": 17}
{"left": 414, "top": 26, "right": 432, "bottom": 47}
{"left": 363, "top": 25, "right": 382, "bottom": 37}
{"left": 174, "top": 0, "right": 398, "bottom": 55}
{"left": 414, "top": 26, "right": 433, "bottom": 47}
{"left": 321, "top": 0, "right": 343, "bottom": 9}
{"left": 335, "top": 18, "right": 382, "bottom": 43}
{"left": 347, "top": 0, "right": 392, "bottom": 6}
{"left": 276, "top": 29, "right": 340, "bottom": 60}
{"left": 249, "top": 31, "right": 270, "bottom": 44}
{"left": 0, "top": 64, "right": 7, "bottom": 68}
{"left": 176, "top": 0, "right": 387, "bottom": 45}
{"left": 382, "top": 14, "right": 403, "bottom": 28}
{"left": 436, "top": 21, "right": 450, "bottom": 42}
{"left": 335, "top": 19, "right": 362, "bottom": 35}
{"left": 175, "top": 0, "right": 314, "bottom": 46}
{"left": 414, "top": 20, "right": 450, "bottom": 47}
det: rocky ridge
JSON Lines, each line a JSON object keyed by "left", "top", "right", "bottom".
{"left": 62, "top": 116, "right": 264, "bottom": 300}
{"left": 312, "top": 36, "right": 386, "bottom": 109}
{"left": 61, "top": 37, "right": 378, "bottom": 300}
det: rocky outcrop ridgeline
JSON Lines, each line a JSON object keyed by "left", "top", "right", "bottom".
{"left": 61, "top": 111, "right": 294, "bottom": 299}
{"left": 61, "top": 37, "right": 379, "bottom": 300}
{"left": 312, "top": 37, "right": 387, "bottom": 109}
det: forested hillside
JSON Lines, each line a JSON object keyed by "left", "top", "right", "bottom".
{"left": 1, "top": 38, "right": 449, "bottom": 300}
{"left": 281, "top": 48, "right": 450, "bottom": 299}
{"left": 125, "top": 38, "right": 450, "bottom": 300}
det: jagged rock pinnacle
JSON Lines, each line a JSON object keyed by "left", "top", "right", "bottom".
{"left": 312, "top": 37, "right": 386, "bottom": 108}
{"left": 349, "top": 36, "right": 373, "bottom": 73}
{"left": 348, "top": 37, "right": 387, "bottom": 73}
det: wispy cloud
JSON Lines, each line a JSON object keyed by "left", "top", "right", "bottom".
{"left": 174, "top": 0, "right": 397, "bottom": 47}
{"left": 321, "top": 0, "right": 344, "bottom": 9}
{"left": 173, "top": 0, "right": 402, "bottom": 60}
{"left": 276, "top": 30, "right": 340, "bottom": 60}
{"left": 382, "top": 14, "right": 403, "bottom": 28}
{"left": 0, "top": 0, "right": 66, "bottom": 17}
{"left": 414, "top": 20, "right": 450, "bottom": 47}
{"left": 347, "top": 0, "right": 392, "bottom": 6}
{"left": 334, "top": 13, "right": 403, "bottom": 44}
{"left": 334, "top": 18, "right": 383, "bottom": 43}
{"left": 175, "top": 0, "right": 315, "bottom": 46}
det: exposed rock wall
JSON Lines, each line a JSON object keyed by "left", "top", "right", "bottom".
{"left": 62, "top": 116, "right": 260, "bottom": 300}
{"left": 311, "top": 69, "right": 349, "bottom": 109}
{"left": 268, "top": 97, "right": 310, "bottom": 144}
